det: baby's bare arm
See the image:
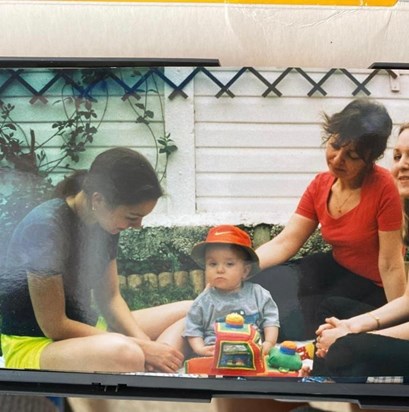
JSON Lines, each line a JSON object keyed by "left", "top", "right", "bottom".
{"left": 188, "top": 336, "right": 215, "bottom": 356}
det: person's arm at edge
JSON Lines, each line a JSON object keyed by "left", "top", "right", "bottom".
{"left": 316, "top": 290, "right": 409, "bottom": 357}
{"left": 256, "top": 213, "right": 318, "bottom": 270}
{"left": 320, "top": 288, "right": 409, "bottom": 339}
{"left": 371, "top": 320, "right": 409, "bottom": 340}
{"left": 377, "top": 229, "right": 407, "bottom": 301}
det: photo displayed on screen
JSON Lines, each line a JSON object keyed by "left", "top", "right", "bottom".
{"left": 0, "top": 65, "right": 408, "bottom": 390}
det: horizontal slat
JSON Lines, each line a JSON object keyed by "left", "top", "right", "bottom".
{"left": 0, "top": 96, "right": 165, "bottom": 122}
{"left": 42, "top": 147, "right": 166, "bottom": 172}
{"left": 12, "top": 122, "right": 165, "bottom": 148}
{"left": 196, "top": 197, "right": 299, "bottom": 220}
{"left": 196, "top": 173, "right": 313, "bottom": 197}
{"left": 196, "top": 147, "right": 326, "bottom": 173}
{"left": 195, "top": 123, "right": 322, "bottom": 148}
{"left": 195, "top": 96, "right": 409, "bottom": 125}
{"left": 195, "top": 124, "right": 397, "bottom": 151}
{"left": 195, "top": 96, "right": 344, "bottom": 123}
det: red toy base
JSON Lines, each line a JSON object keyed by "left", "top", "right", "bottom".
{"left": 185, "top": 356, "right": 299, "bottom": 377}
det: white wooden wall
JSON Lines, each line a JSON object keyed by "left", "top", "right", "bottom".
{"left": 148, "top": 67, "right": 409, "bottom": 226}
{"left": 2, "top": 1, "right": 409, "bottom": 227}
{"left": 0, "top": 68, "right": 167, "bottom": 179}
{"left": 2, "top": 67, "right": 409, "bottom": 227}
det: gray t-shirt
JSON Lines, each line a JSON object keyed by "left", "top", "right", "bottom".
{"left": 183, "top": 282, "right": 280, "bottom": 345}
{"left": 1, "top": 198, "right": 119, "bottom": 337}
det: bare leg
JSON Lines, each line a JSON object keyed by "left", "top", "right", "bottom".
{"left": 39, "top": 302, "right": 192, "bottom": 372}
{"left": 156, "top": 317, "right": 190, "bottom": 354}
{"left": 40, "top": 333, "right": 145, "bottom": 372}
{"left": 131, "top": 300, "right": 192, "bottom": 340}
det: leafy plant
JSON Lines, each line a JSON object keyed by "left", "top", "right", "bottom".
{"left": 0, "top": 91, "right": 102, "bottom": 265}
{"left": 117, "top": 226, "right": 210, "bottom": 275}
{"left": 158, "top": 132, "right": 177, "bottom": 158}
{"left": 45, "top": 82, "right": 105, "bottom": 174}
{"left": 0, "top": 102, "right": 40, "bottom": 174}
{"left": 267, "top": 224, "right": 331, "bottom": 258}
{"left": 120, "top": 282, "right": 196, "bottom": 310}
{"left": 124, "top": 68, "right": 177, "bottom": 181}
{"left": 0, "top": 68, "right": 178, "bottom": 244}
{"left": 295, "top": 228, "right": 331, "bottom": 258}
{"left": 116, "top": 225, "right": 330, "bottom": 276}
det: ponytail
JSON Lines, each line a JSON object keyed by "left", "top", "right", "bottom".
{"left": 54, "top": 148, "right": 162, "bottom": 207}
{"left": 54, "top": 170, "right": 87, "bottom": 198}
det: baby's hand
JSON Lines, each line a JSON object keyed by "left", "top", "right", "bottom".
{"left": 196, "top": 345, "right": 215, "bottom": 357}
{"left": 262, "top": 341, "right": 274, "bottom": 355}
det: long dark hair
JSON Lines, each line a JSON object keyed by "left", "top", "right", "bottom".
{"left": 322, "top": 99, "right": 392, "bottom": 164}
{"left": 55, "top": 148, "right": 163, "bottom": 207}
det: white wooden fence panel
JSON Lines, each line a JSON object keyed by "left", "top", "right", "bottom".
{"left": 195, "top": 124, "right": 323, "bottom": 148}
{"left": 42, "top": 147, "right": 165, "bottom": 172}
{"left": 173, "top": 68, "right": 409, "bottom": 225}
{"left": 196, "top": 174, "right": 314, "bottom": 197}
{"left": 196, "top": 198, "right": 300, "bottom": 223}
{"left": 4, "top": 99, "right": 164, "bottom": 123}
{"left": 2, "top": 67, "right": 408, "bottom": 226}
{"left": 26, "top": 122, "right": 164, "bottom": 148}
{"left": 194, "top": 96, "right": 333, "bottom": 123}
{"left": 195, "top": 148, "right": 326, "bottom": 173}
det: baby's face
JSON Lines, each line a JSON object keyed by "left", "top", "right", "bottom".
{"left": 204, "top": 245, "right": 251, "bottom": 293}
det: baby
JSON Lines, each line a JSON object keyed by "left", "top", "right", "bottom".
{"left": 183, "top": 225, "right": 280, "bottom": 357}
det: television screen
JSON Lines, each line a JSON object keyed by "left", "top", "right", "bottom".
{"left": 0, "top": 60, "right": 408, "bottom": 409}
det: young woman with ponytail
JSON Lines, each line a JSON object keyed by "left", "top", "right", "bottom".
{"left": 1, "top": 147, "right": 191, "bottom": 373}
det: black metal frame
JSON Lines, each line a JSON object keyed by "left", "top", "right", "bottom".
{"left": 0, "top": 369, "right": 408, "bottom": 409}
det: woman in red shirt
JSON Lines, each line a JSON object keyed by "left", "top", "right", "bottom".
{"left": 253, "top": 98, "right": 406, "bottom": 340}
{"left": 314, "top": 123, "right": 409, "bottom": 377}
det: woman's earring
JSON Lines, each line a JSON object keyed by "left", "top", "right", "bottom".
{"left": 92, "top": 204, "right": 96, "bottom": 212}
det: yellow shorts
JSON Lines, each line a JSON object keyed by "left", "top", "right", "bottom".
{"left": 1, "top": 335, "right": 52, "bottom": 370}
{"left": 1, "top": 317, "right": 107, "bottom": 370}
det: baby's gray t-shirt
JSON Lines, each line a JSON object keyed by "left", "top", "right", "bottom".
{"left": 183, "top": 282, "right": 280, "bottom": 345}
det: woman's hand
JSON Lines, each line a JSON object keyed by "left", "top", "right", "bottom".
{"left": 315, "top": 317, "right": 351, "bottom": 358}
{"left": 138, "top": 340, "right": 184, "bottom": 373}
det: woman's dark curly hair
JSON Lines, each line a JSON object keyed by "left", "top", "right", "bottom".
{"left": 322, "top": 99, "right": 392, "bottom": 164}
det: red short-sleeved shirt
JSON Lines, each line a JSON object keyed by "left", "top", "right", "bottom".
{"left": 296, "top": 165, "right": 402, "bottom": 286}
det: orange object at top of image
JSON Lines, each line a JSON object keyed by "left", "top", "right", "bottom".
{"left": 45, "top": 0, "right": 398, "bottom": 8}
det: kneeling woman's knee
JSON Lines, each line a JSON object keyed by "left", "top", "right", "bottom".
{"left": 325, "top": 333, "right": 365, "bottom": 375}
{"left": 107, "top": 334, "right": 145, "bottom": 372}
